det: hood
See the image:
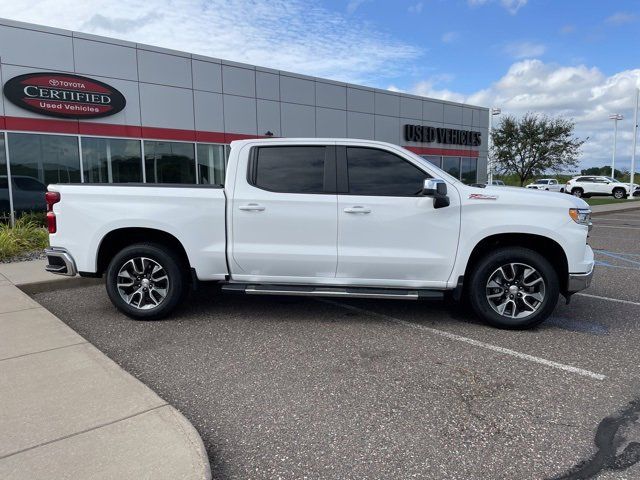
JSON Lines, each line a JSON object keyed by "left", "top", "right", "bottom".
{"left": 463, "top": 184, "right": 589, "bottom": 209}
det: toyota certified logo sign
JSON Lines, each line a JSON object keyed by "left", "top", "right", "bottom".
{"left": 3, "top": 72, "right": 126, "bottom": 119}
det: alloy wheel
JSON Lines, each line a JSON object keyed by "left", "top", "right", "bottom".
{"left": 485, "top": 262, "right": 546, "bottom": 319}
{"left": 116, "top": 257, "right": 169, "bottom": 310}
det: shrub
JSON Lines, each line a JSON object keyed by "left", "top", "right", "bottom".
{"left": 0, "top": 218, "right": 49, "bottom": 261}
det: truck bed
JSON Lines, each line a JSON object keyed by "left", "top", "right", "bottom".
{"left": 48, "top": 184, "right": 229, "bottom": 280}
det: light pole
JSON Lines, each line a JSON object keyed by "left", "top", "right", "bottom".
{"left": 630, "top": 89, "right": 639, "bottom": 200}
{"left": 609, "top": 113, "right": 623, "bottom": 179}
{"left": 487, "top": 107, "right": 501, "bottom": 184}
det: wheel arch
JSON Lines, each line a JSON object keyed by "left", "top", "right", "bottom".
{"left": 96, "top": 227, "right": 192, "bottom": 277}
{"left": 463, "top": 233, "right": 569, "bottom": 293}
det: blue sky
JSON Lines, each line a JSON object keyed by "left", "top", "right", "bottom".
{"left": 334, "top": 0, "right": 640, "bottom": 94}
{"left": 1, "top": 0, "right": 639, "bottom": 170}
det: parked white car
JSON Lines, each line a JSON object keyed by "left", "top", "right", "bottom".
{"left": 565, "top": 176, "right": 634, "bottom": 199}
{"left": 525, "top": 179, "right": 564, "bottom": 193}
{"left": 44, "top": 138, "right": 594, "bottom": 329}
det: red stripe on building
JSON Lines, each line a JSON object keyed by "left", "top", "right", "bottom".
{"left": 404, "top": 146, "right": 479, "bottom": 158}
{"left": 0, "top": 116, "right": 481, "bottom": 158}
{"left": 4, "top": 116, "right": 79, "bottom": 134}
{"left": 79, "top": 122, "right": 142, "bottom": 138}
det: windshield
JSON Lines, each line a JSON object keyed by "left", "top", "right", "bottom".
{"left": 534, "top": 180, "right": 549, "bottom": 184}
{"left": 603, "top": 176, "right": 619, "bottom": 183}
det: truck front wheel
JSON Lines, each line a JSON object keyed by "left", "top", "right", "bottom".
{"left": 106, "top": 243, "right": 185, "bottom": 320}
{"left": 467, "top": 247, "right": 559, "bottom": 329}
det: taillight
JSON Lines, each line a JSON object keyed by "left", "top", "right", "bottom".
{"left": 45, "top": 191, "right": 61, "bottom": 234}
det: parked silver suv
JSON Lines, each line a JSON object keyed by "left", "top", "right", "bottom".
{"left": 565, "top": 176, "right": 636, "bottom": 199}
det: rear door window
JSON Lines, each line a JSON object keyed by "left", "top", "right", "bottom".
{"left": 251, "top": 146, "right": 334, "bottom": 194}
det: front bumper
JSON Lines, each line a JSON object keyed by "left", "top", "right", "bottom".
{"left": 567, "top": 263, "right": 594, "bottom": 294}
{"left": 45, "top": 247, "right": 77, "bottom": 276}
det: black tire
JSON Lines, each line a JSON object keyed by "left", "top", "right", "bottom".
{"left": 105, "top": 243, "right": 186, "bottom": 320}
{"left": 571, "top": 188, "right": 583, "bottom": 198}
{"left": 612, "top": 187, "right": 626, "bottom": 200}
{"left": 467, "top": 247, "right": 559, "bottom": 329}
{"left": 560, "top": 188, "right": 565, "bottom": 193}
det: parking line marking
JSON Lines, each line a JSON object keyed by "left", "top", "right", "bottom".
{"left": 577, "top": 292, "right": 640, "bottom": 307}
{"left": 321, "top": 300, "right": 606, "bottom": 381}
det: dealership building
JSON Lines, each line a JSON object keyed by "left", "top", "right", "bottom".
{"left": 0, "top": 17, "right": 489, "bottom": 220}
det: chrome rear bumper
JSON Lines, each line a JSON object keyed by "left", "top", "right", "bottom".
{"left": 45, "top": 247, "right": 77, "bottom": 276}
{"left": 567, "top": 264, "right": 594, "bottom": 294}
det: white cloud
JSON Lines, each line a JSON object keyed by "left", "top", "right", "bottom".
{"left": 0, "top": 0, "right": 419, "bottom": 85}
{"left": 408, "top": 2, "right": 424, "bottom": 14}
{"left": 503, "top": 41, "right": 546, "bottom": 59}
{"left": 408, "top": 60, "right": 640, "bottom": 170}
{"left": 441, "top": 31, "right": 459, "bottom": 43}
{"left": 468, "top": 0, "right": 528, "bottom": 14}
{"left": 605, "top": 12, "right": 638, "bottom": 26}
{"left": 347, "top": 0, "right": 369, "bottom": 14}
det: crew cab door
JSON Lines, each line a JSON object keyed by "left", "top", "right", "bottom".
{"left": 335, "top": 146, "right": 460, "bottom": 288}
{"left": 230, "top": 144, "right": 338, "bottom": 282}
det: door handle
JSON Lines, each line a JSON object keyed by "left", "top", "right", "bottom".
{"left": 239, "top": 203, "right": 265, "bottom": 211}
{"left": 344, "top": 206, "right": 371, "bottom": 214}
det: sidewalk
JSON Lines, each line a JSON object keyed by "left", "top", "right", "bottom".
{"left": 590, "top": 200, "right": 640, "bottom": 216}
{"left": 0, "top": 260, "right": 211, "bottom": 480}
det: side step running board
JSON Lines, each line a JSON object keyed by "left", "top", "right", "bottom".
{"left": 221, "top": 284, "right": 443, "bottom": 300}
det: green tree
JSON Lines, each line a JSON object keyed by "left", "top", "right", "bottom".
{"left": 491, "top": 113, "right": 585, "bottom": 186}
{"left": 580, "top": 166, "right": 627, "bottom": 179}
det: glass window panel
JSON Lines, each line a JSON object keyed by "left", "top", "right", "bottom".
{"left": 347, "top": 147, "right": 430, "bottom": 196}
{"left": 197, "top": 144, "right": 226, "bottom": 185}
{"left": 461, "top": 157, "right": 477, "bottom": 184}
{"left": 255, "top": 146, "right": 326, "bottom": 193}
{"left": 442, "top": 156, "right": 461, "bottom": 179}
{"left": 7, "top": 133, "right": 79, "bottom": 214}
{"left": 144, "top": 141, "right": 195, "bottom": 184}
{"left": 421, "top": 155, "right": 441, "bottom": 168}
{"left": 0, "top": 135, "right": 9, "bottom": 221}
{"left": 82, "top": 137, "right": 142, "bottom": 183}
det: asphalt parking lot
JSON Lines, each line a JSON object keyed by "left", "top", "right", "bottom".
{"left": 34, "top": 209, "right": 640, "bottom": 480}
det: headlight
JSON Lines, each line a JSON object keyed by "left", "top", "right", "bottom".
{"left": 569, "top": 208, "right": 591, "bottom": 226}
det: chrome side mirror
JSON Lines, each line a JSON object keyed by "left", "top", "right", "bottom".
{"left": 422, "top": 179, "right": 450, "bottom": 209}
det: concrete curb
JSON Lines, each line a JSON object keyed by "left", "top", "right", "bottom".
{"left": 0, "top": 261, "right": 212, "bottom": 480}
{"left": 590, "top": 202, "right": 640, "bottom": 216}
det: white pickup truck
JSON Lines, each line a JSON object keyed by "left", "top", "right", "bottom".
{"left": 44, "top": 138, "right": 594, "bottom": 329}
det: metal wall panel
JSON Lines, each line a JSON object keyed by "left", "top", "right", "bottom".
{"left": 443, "top": 104, "right": 463, "bottom": 125}
{"left": 0, "top": 25, "right": 74, "bottom": 71}
{"left": 222, "top": 65, "right": 255, "bottom": 98}
{"left": 192, "top": 60, "right": 222, "bottom": 93}
{"left": 400, "top": 97, "right": 422, "bottom": 120}
{"left": 375, "top": 92, "right": 400, "bottom": 117}
{"left": 280, "top": 75, "right": 315, "bottom": 106}
{"left": 281, "top": 103, "right": 315, "bottom": 137}
{"left": 347, "top": 87, "right": 374, "bottom": 114}
{"left": 73, "top": 38, "right": 138, "bottom": 81}
{"left": 347, "top": 112, "right": 375, "bottom": 140}
{"left": 137, "top": 49, "right": 192, "bottom": 89}
{"left": 462, "top": 107, "right": 473, "bottom": 126}
{"left": 257, "top": 99, "right": 281, "bottom": 137}
{"left": 223, "top": 95, "right": 257, "bottom": 135}
{"left": 316, "top": 82, "right": 346, "bottom": 110}
{"left": 423, "top": 101, "right": 444, "bottom": 123}
{"left": 139, "top": 83, "right": 194, "bottom": 130}
{"left": 256, "top": 72, "right": 279, "bottom": 101}
{"left": 194, "top": 91, "right": 224, "bottom": 133}
{"left": 374, "top": 115, "right": 400, "bottom": 144}
{"left": 316, "top": 107, "right": 347, "bottom": 137}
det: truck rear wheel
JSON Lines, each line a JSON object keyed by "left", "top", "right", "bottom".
{"left": 105, "top": 243, "right": 185, "bottom": 320}
{"left": 467, "top": 247, "right": 559, "bottom": 329}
